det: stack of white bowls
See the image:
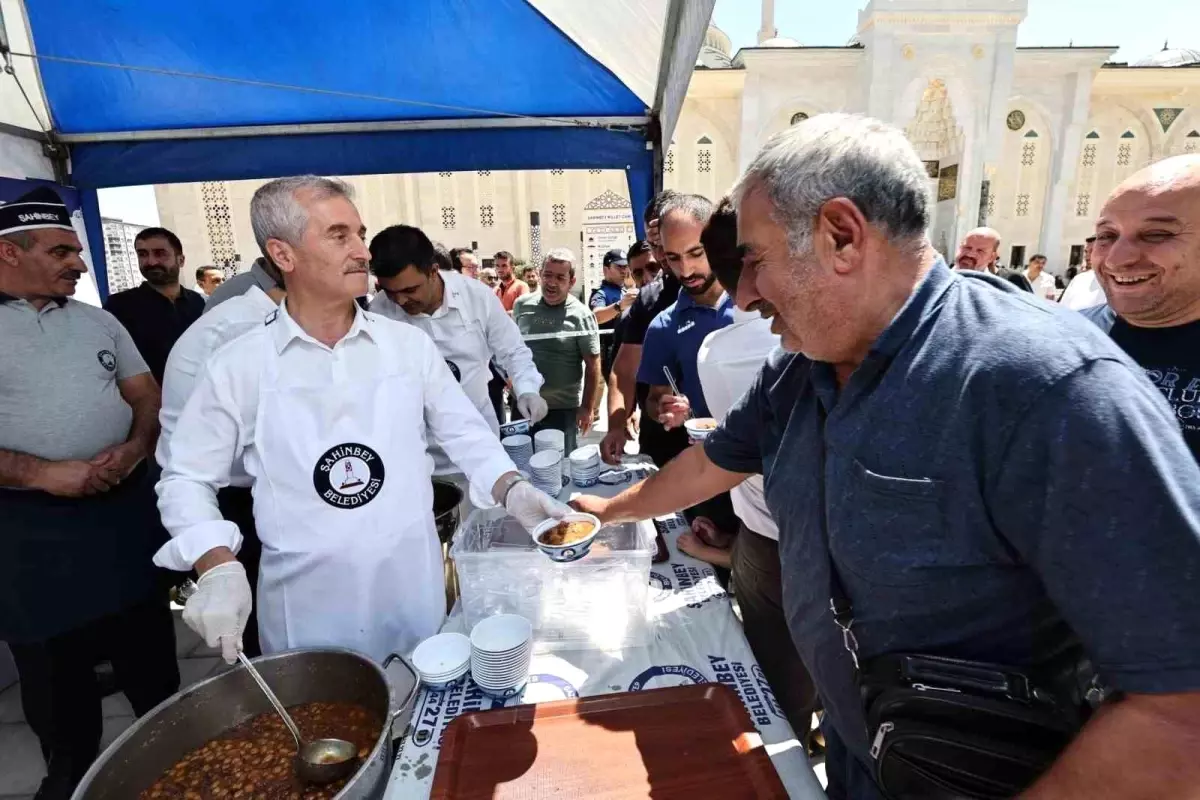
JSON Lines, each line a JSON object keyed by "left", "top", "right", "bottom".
{"left": 527, "top": 449, "right": 564, "bottom": 496}
{"left": 501, "top": 434, "right": 534, "bottom": 472}
{"left": 568, "top": 445, "right": 603, "bottom": 487}
{"left": 533, "top": 428, "right": 565, "bottom": 456}
{"left": 410, "top": 632, "right": 471, "bottom": 691}
{"left": 469, "top": 614, "right": 533, "bottom": 699}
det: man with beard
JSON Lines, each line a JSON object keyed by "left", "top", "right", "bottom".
{"left": 953, "top": 226, "right": 1002, "bottom": 273}
{"left": 0, "top": 187, "right": 179, "bottom": 799}
{"left": 599, "top": 194, "right": 689, "bottom": 467}
{"left": 636, "top": 193, "right": 734, "bottom": 435}
{"left": 636, "top": 193, "right": 740, "bottom": 556}
{"left": 104, "top": 227, "right": 205, "bottom": 383}
{"left": 1081, "top": 154, "right": 1200, "bottom": 462}
{"left": 493, "top": 250, "right": 529, "bottom": 312}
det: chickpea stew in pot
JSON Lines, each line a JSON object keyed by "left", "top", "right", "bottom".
{"left": 140, "top": 702, "right": 382, "bottom": 800}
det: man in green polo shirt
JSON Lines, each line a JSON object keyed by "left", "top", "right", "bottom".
{"left": 512, "top": 248, "right": 601, "bottom": 453}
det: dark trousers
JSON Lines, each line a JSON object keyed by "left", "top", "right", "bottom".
{"left": 487, "top": 362, "right": 507, "bottom": 427}
{"left": 10, "top": 593, "right": 180, "bottom": 799}
{"left": 731, "top": 525, "right": 819, "bottom": 744}
{"left": 216, "top": 486, "right": 261, "bottom": 657}
{"left": 533, "top": 408, "right": 578, "bottom": 455}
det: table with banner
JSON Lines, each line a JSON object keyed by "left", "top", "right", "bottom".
{"left": 384, "top": 466, "right": 827, "bottom": 799}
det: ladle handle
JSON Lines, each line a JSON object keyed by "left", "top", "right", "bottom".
{"left": 237, "top": 651, "right": 304, "bottom": 751}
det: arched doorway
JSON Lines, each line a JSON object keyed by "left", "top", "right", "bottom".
{"left": 904, "top": 79, "right": 964, "bottom": 257}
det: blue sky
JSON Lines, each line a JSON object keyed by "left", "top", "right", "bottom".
{"left": 712, "top": 0, "right": 1196, "bottom": 63}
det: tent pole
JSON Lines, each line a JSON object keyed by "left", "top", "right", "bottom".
{"left": 78, "top": 188, "right": 109, "bottom": 301}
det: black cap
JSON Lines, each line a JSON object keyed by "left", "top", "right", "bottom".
{"left": 0, "top": 186, "right": 73, "bottom": 237}
{"left": 603, "top": 248, "right": 628, "bottom": 267}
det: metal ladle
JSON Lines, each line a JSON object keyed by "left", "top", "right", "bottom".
{"left": 236, "top": 652, "right": 359, "bottom": 785}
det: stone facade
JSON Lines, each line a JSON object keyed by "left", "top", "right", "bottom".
{"left": 156, "top": 0, "right": 1200, "bottom": 282}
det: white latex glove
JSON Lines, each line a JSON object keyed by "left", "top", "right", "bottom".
{"left": 504, "top": 479, "right": 572, "bottom": 532}
{"left": 517, "top": 392, "right": 549, "bottom": 424}
{"left": 183, "top": 561, "right": 252, "bottom": 664}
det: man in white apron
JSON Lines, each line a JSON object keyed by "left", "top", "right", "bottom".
{"left": 155, "top": 176, "right": 568, "bottom": 664}
{"left": 368, "top": 224, "right": 547, "bottom": 476}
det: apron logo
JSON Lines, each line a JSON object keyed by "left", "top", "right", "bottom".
{"left": 312, "top": 443, "right": 386, "bottom": 509}
{"left": 96, "top": 350, "right": 116, "bottom": 372}
{"left": 444, "top": 359, "right": 462, "bottom": 382}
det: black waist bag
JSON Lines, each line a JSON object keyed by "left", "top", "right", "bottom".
{"left": 861, "top": 653, "right": 1103, "bottom": 800}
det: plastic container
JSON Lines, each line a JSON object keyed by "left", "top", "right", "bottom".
{"left": 450, "top": 507, "right": 655, "bottom": 652}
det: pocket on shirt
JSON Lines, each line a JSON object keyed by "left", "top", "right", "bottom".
{"left": 831, "top": 460, "right": 958, "bottom": 587}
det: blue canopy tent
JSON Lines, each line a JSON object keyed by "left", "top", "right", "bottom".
{"left": 0, "top": 0, "right": 714, "bottom": 299}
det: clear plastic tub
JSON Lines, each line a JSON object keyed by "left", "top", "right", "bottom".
{"left": 450, "top": 507, "right": 654, "bottom": 652}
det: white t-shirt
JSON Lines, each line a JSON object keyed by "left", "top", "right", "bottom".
{"left": 695, "top": 308, "right": 781, "bottom": 540}
{"left": 1059, "top": 270, "right": 1106, "bottom": 311}
{"left": 1025, "top": 269, "right": 1058, "bottom": 302}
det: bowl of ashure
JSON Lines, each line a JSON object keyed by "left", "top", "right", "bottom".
{"left": 684, "top": 417, "right": 718, "bottom": 443}
{"left": 532, "top": 513, "right": 603, "bottom": 563}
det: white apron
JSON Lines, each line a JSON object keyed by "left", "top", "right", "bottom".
{"left": 250, "top": 331, "right": 445, "bottom": 662}
{"left": 424, "top": 309, "right": 499, "bottom": 473}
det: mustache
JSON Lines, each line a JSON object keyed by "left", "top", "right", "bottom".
{"left": 343, "top": 263, "right": 369, "bottom": 274}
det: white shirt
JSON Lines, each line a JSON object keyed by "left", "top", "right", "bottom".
{"left": 1059, "top": 269, "right": 1106, "bottom": 311}
{"left": 157, "top": 286, "right": 278, "bottom": 486}
{"left": 696, "top": 309, "right": 780, "bottom": 540}
{"left": 1025, "top": 269, "right": 1058, "bottom": 302}
{"left": 154, "top": 302, "right": 515, "bottom": 570}
{"left": 370, "top": 270, "right": 542, "bottom": 469}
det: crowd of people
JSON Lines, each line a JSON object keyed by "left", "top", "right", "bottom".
{"left": 1, "top": 110, "right": 1199, "bottom": 800}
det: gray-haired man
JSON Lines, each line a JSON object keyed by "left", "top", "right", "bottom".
{"left": 512, "top": 248, "right": 602, "bottom": 453}
{"left": 156, "top": 176, "right": 569, "bottom": 664}
{"left": 574, "top": 114, "right": 1200, "bottom": 799}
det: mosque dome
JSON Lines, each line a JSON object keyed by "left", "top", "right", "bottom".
{"left": 758, "top": 36, "right": 801, "bottom": 48}
{"left": 1133, "top": 45, "right": 1200, "bottom": 67}
{"left": 697, "top": 22, "right": 733, "bottom": 68}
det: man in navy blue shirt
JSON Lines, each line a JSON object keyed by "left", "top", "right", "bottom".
{"left": 635, "top": 194, "right": 735, "bottom": 424}
{"left": 575, "top": 114, "right": 1200, "bottom": 799}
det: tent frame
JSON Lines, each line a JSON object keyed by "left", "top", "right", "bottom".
{"left": 4, "top": 0, "right": 713, "bottom": 299}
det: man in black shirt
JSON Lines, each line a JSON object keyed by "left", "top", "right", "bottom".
{"left": 1083, "top": 154, "right": 1200, "bottom": 461}
{"left": 104, "top": 227, "right": 205, "bottom": 384}
{"left": 601, "top": 193, "right": 689, "bottom": 467}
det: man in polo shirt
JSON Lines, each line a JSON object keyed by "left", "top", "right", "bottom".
{"left": 0, "top": 187, "right": 179, "bottom": 799}
{"left": 589, "top": 248, "right": 634, "bottom": 387}
{"left": 512, "top": 249, "right": 601, "bottom": 454}
{"left": 574, "top": 114, "right": 1200, "bottom": 799}
{"left": 637, "top": 192, "right": 740, "bottom": 552}
{"left": 103, "top": 227, "right": 205, "bottom": 384}
{"left": 636, "top": 193, "right": 734, "bottom": 428}
{"left": 599, "top": 194, "right": 689, "bottom": 467}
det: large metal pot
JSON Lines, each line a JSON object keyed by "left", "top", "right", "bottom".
{"left": 71, "top": 648, "right": 417, "bottom": 800}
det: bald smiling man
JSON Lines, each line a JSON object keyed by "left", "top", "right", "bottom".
{"left": 1082, "top": 154, "right": 1200, "bottom": 463}
{"left": 954, "top": 226, "right": 1001, "bottom": 273}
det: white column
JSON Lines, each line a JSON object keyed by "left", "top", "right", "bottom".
{"left": 737, "top": 71, "right": 763, "bottom": 173}
{"left": 757, "top": 0, "right": 776, "bottom": 44}
{"left": 1038, "top": 70, "right": 1093, "bottom": 266}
